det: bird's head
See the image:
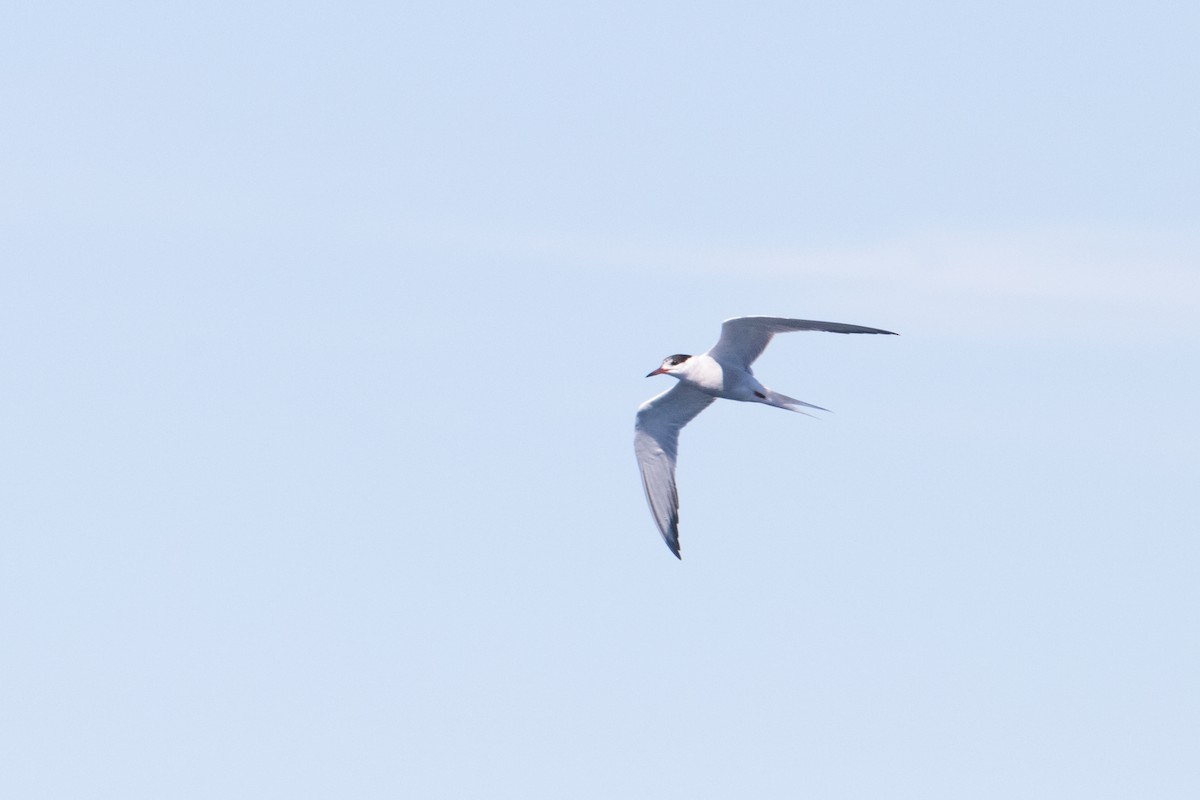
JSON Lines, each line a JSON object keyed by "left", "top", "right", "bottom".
{"left": 646, "top": 354, "right": 693, "bottom": 378}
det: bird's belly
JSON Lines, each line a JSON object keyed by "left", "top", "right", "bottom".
{"left": 684, "top": 360, "right": 764, "bottom": 401}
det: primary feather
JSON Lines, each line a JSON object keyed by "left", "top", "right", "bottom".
{"left": 634, "top": 382, "right": 714, "bottom": 558}
{"left": 707, "top": 316, "right": 897, "bottom": 369}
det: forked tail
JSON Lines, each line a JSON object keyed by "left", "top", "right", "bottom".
{"left": 764, "top": 389, "right": 829, "bottom": 414}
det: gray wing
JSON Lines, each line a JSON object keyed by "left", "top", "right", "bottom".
{"left": 707, "top": 316, "right": 898, "bottom": 369}
{"left": 634, "top": 382, "right": 715, "bottom": 559}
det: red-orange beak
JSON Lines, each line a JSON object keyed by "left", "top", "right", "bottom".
{"left": 646, "top": 367, "right": 667, "bottom": 377}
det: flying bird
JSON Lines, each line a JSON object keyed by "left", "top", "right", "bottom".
{"left": 635, "top": 316, "right": 897, "bottom": 558}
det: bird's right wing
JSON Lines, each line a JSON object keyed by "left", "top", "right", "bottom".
{"left": 634, "top": 382, "right": 715, "bottom": 559}
{"left": 708, "top": 316, "right": 898, "bottom": 369}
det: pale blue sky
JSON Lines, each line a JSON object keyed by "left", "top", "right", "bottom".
{"left": 3, "top": 2, "right": 1199, "bottom": 798}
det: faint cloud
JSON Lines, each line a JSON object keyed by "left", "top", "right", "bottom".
{"left": 523, "top": 227, "right": 1196, "bottom": 304}
{"left": 508, "top": 226, "right": 1200, "bottom": 337}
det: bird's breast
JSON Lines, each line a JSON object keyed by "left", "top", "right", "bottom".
{"left": 681, "top": 356, "right": 759, "bottom": 400}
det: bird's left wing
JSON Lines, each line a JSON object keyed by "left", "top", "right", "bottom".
{"left": 708, "top": 316, "right": 897, "bottom": 369}
{"left": 634, "top": 382, "right": 715, "bottom": 559}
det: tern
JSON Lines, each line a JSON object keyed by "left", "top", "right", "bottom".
{"left": 635, "top": 316, "right": 896, "bottom": 558}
